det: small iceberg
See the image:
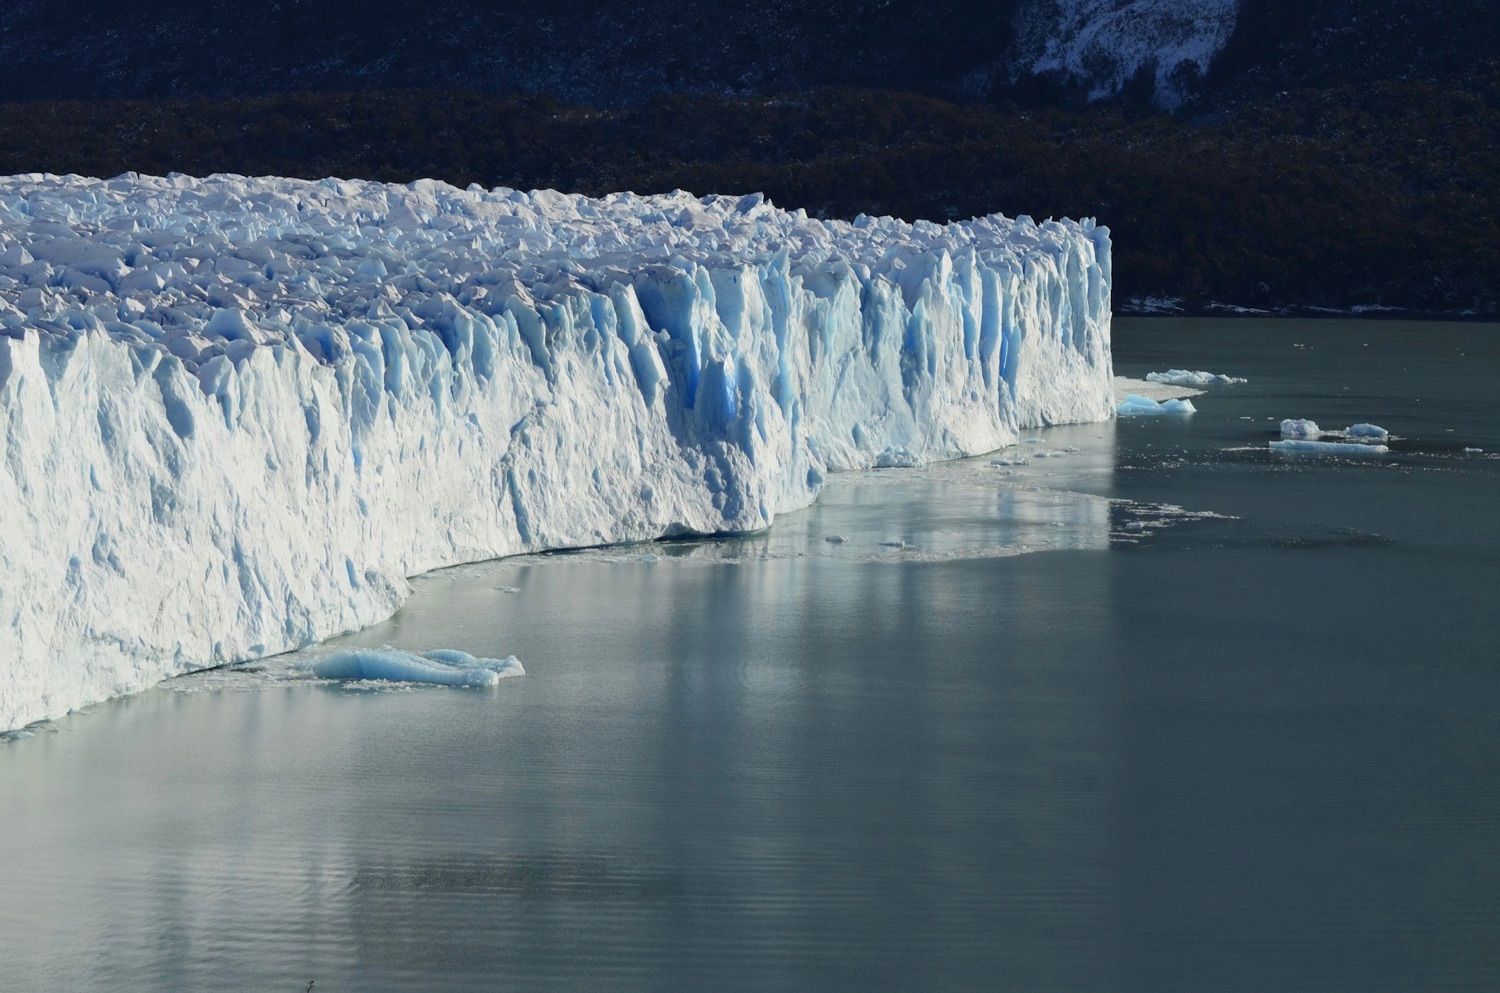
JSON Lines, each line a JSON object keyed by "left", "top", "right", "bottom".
{"left": 1346, "top": 423, "right": 1390, "bottom": 441}
{"left": 1280, "top": 418, "right": 1322, "bottom": 438}
{"left": 875, "top": 446, "right": 922, "bottom": 468}
{"left": 1118, "top": 394, "right": 1196, "bottom": 416}
{"left": 303, "top": 647, "right": 524, "bottom": 686}
{"left": 1147, "top": 369, "right": 1247, "bottom": 386}
{"left": 1270, "top": 439, "right": 1389, "bottom": 455}
{"left": 1282, "top": 419, "right": 1391, "bottom": 443}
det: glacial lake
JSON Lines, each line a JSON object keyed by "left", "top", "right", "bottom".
{"left": 3, "top": 317, "right": 1498, "bottom": 992}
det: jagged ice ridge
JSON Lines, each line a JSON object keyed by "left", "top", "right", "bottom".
{"left": 0, "top": 173, "right": 1113, "bottom": 730}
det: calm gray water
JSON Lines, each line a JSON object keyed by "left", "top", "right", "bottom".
{"left": 3, "top": 318, "right": 1498, "bottom": 992}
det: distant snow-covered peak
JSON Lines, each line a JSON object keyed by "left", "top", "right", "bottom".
{"left": 1010, "top": 0, "right": 1239, "bottom": 109}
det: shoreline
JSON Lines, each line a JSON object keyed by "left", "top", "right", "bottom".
{"left": 1116, "top": 303, "right": 1498, "bottom": 322}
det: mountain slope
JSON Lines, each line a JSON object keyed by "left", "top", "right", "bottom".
{"left": 0, "top": 1, "right": 1489, "bottom": 111}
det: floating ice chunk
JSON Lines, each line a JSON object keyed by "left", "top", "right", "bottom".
{"left": 1464, "top": 447, "right": 1484, "bottom": 454}
{"left": 305, "top": 647, "right": 523, "bottom": 686}
{"left": 1146, "top": 369, "right": 1247, "bottom": 386}
{"left": 824, "top": 534, "right": 848, "bottom": 544}
{"left": 1280, "top": 419, "right": 1322, "bottom": 438}
{"left": 1346, "top": 423, "right": 1389, "bottom": 441}
{"left": 1282, "top": 420, "right": 1391, "bottom": 443}
{"left": 875, "top": 447, "right": 922, "bottom": 468}
{"left": 1117, "top": 394, "right": 1196, "bottom": 416}
{"left": 990, "top": 455, "right": 1030, "bottom": 466}
{"left": 1270, "top": 440, "right": 1389, "bottom": 455}
{"left": 421, "top": 648, "right": 525, "bottom": 678}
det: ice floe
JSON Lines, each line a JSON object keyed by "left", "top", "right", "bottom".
{"left": 1117, "top": 394, "right": 1196, "bottom": 416}
{"left": 303, "top": 647, "right": 524, "bottom": 686}
{"left": 1146, "top": 369, "right": 1246, "bottom": 386}
{"left": 1270, "top": 439, "right": 1389, "bottom": 455}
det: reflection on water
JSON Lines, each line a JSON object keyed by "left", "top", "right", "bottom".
{"left": 447, "top": 422, "right": 1123, "bottom": 570}
{"left": 2, "top": 319, "right": 1499, "bottom": 992}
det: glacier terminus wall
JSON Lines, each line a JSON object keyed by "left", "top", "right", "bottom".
{"left": 0, "top": 173, "right": 1113, "bottom": 731}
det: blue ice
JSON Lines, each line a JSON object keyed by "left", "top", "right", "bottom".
{"left": 305, "top": 647, "right": 524, "bottom": 686}
{"left": 1117, "top": 394, "right": 1196, "bottom": 416}
{"left": 1269, "top": 439, "right": 1389, "bottom": 455}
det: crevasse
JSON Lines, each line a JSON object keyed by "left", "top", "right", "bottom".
{"left": 0, "top": 173, "right": 1113, "bottom": 730}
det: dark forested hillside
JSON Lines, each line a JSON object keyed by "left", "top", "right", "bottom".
{"left": 2, "top": 2, "right": 1495, "bottom": 313}
{"left": 1203, "top": 0, "right": 1499, "bottom": 104}
{"left": 3, "top": 79, "right": 1496, "bottom": 316}
{"left": 0, "top": 1, "right": 1491, "bottom": 112}
{"left": 0, "top": 0, "right": 1020, "bottom": 106}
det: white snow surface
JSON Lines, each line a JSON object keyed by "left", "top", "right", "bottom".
{"left": 0, "top": 172, "right": 1113, "bottom": 730}
{"left": 1146, "top": 369, "right": 1246, "bottom": 386}
{"left": 1010, "top": 0, "right": 1239, "bottom": 109}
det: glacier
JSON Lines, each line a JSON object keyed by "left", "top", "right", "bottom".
{"left": 0, "top": 172, "right": 1113, "bottom": 731}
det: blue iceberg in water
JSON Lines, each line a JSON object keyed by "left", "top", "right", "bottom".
{"left": 1269, "top": 439, "right": 1389, "bottom": 455}
{"left": 305, "top": 648, "right": 524, "bottom": 686}
{"left": 1117, "top": 394, "right": 1196, "bottom": 416}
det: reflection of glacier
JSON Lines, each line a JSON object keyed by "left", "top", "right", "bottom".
{"left": 480, "top": 448, "right": 1121, "bottom": 569}
{"left": 0, "top": 173, "right": 1113, "bottom": 729}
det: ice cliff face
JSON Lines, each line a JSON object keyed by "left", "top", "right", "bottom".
{"left": 0, "top": 173, "right": 1112, "bottom": 730}
{"left": 1010, "top": 0, "right": 1239, "bottom": 108}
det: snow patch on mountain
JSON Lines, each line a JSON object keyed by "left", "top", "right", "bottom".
{"left": 1010, "top": 0, "right": 1239, "bottom": 108}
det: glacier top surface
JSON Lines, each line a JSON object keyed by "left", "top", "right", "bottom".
{"left": 0, "top": 172, "right": 1096, "bottom": 367}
